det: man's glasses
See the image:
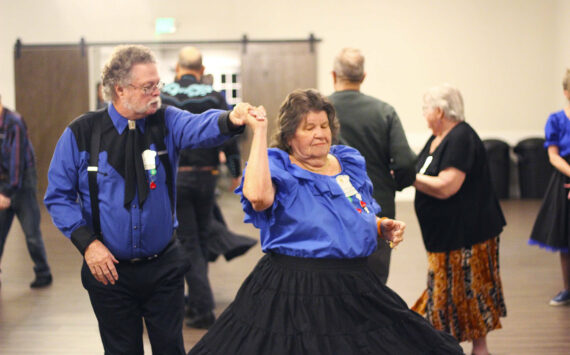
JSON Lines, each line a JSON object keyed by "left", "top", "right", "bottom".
{"left": 128, "top": 81, "right": 165, "bottom": 95}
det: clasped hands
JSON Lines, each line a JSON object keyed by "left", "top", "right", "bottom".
{"left": 229, "top": 103, "right": 267, "bottom": 128}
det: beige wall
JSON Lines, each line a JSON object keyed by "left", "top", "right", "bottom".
{"left": 0, "top": 0, "right": 567, "bottom": 148}
{"left": 555, "top": 0, "right": 570, "bottom": 108}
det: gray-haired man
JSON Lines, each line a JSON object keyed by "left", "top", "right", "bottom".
{"left": 45, "top": 44, "right": 259, "bottom": 354}
{"left": 329, "top": 48, "right": 416, "bottom": 284}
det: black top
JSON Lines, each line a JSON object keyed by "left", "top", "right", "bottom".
{"left": 329, "top": 90, "right": 416, "bottom": 218}
{"left": 414, "top": 122, "right": 506, "bottom": 252}
{"left": 161, "top": 74, "right": 241, "bottom": 177}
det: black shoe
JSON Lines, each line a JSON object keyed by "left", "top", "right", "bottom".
{"left": 186, "top": 311, "right": 215, "bottom": 329}
{"left": 30, "top": 274, "right": 53, "bottom": 288}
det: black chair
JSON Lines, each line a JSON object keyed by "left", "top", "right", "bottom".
{"left": 483, "top": 139, "right": 510, "bottom": 199}
{"left": 513, "top": 137, "right": 553, "bottom": 198}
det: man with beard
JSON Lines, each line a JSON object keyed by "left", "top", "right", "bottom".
{"left": 44, "top": 44, "right": 261, "bottom": 354}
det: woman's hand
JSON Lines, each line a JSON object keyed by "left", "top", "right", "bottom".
{"left": 380, "top": 218, "right": 405, "bottom": 248}
{"left": 246, "top": 106, "right": 267, "bottom": 129}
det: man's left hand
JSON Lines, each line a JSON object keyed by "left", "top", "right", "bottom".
{"left": 229, "top": 103, "right": 266, "bottom": 126}
{"left": 84, "top": 240, "right": 119, "bottom": 285}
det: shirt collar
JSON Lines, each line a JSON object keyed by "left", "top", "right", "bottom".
{"left": 108, "top": 103, "right": 146, "bottom": 135}
{"left": 179, "top": 74, "right": 199, "bottom": 85}
{"left": 274, "top": 149, "right": 346, "bottom": 197}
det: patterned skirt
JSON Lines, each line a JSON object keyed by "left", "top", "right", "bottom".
{"left": 411, "top": 236, "right": 507, "bottom": 342}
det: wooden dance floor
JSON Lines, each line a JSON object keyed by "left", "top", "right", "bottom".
{"left": 0, "top": 193, "right": 569, "bottom": 354}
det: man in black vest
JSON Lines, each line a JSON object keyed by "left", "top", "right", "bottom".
{"left": 161, "top": 46, "right": 249, "bottom": 329}
{"left": 45, "top": 44, "right": 263, "bottom": 354}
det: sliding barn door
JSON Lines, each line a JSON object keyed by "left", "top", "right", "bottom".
{"left": 14, "top": 45, "right": 89, "bottom": 197}
{"left": 240, "top": 42, "right": 317, "bottom": 158}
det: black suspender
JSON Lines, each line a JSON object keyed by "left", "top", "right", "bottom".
{"left": 88, "top": 115, "right": 102, "bottom": 238}
{"left": 87, "top": 108, "right": 174, "bottom": 236}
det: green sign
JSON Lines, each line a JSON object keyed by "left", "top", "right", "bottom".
{"left": 155, "top": 18, "right": 176, "bottom": 35}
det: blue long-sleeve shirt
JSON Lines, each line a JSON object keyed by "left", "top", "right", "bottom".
{"left": 44, "top": 103, "right": 242, "bottom": 259}
{"left": 0, "top": 107, "right": 35, "bottom": 197}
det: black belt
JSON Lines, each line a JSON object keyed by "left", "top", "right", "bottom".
{"left": 121, "top": 239, "right": 174, "bottom": 264}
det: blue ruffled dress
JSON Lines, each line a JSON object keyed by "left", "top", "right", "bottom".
{"left": 189, "top": 146, "right": 462, "bottom": 355}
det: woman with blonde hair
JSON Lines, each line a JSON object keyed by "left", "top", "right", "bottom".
{"left": 529, "top": 69, "right": 570, "bottom": 306}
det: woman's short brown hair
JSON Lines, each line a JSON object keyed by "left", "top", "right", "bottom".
{"left": 271, "top": 89, "right": 339, "bottom": 153}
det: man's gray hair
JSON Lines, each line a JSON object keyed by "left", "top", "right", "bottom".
{"left": 333, "top": 48, "right": 365, "bottom": 82}
{"left": 100, "top": 45, "right": 156, "bottom": 101}
{"left": 423, "top": 84, "right": 465, "bottom": 122}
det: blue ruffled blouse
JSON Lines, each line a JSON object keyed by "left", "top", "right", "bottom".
{"left": 236, "top": 145, "right": 381, "bottom": 258}
{"left": 545, "top": 110, "right": 570, "bottom": 157}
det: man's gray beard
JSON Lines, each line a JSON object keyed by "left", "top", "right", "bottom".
{"left": 151, "top": 96, "right": 162, "bottom": 109}
{"left": 125, "top": 96, "right": 162, "bottom": 115}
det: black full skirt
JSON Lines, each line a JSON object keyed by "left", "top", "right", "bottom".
{"left": 529, "top": 167, "right": 570, "bottom": 252}
{"left": 189, "top": 253, "right": 463, "bottom": 355}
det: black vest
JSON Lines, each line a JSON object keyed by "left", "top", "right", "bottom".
{"left": 68, "top": 107, "right": 173, "bottom": 237}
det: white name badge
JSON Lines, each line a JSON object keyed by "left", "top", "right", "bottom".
{"left": 336, "top": 174, "right": 358, "bottom": 197}
{"left": 418, "top": 155, "right": 433, "bottom": 175}
{"left": 142, "top": 149, "right": 157, "bottom": 170}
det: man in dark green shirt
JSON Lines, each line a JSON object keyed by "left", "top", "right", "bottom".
{"left": 329, "top": 48, "right": 416, "bottom": 284}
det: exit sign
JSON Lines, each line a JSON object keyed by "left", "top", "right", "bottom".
{"left": 155, "top": 18, "right": 176, "bottom": 35}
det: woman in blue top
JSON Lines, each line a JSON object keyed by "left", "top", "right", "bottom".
{"left": 529, "top": 69, "right": 570, "bottom": 306}
{"left": 189, "top": 89, "right": 462, "bottom": 355}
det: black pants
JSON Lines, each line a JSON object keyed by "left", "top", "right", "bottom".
{"left": 176, "top": 171, "right": 218, "bottom": 315}
{"left": 81, "top": 239, "right": 189, "bottom": 355}
{"left": 366, "top": 240, "right": 392, "bottom": 284}
{"left": 0, "top": 168, "right": 51, "bottom": 277}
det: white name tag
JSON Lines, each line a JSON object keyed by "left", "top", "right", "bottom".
{"left": 336, "top": 174, "right": 358, "bottom": 197}
{"left": 142, "top": 150, "right": 157, "bottom": 170}
{"left": 418, "top": 155, "right": 433, "bottom": 175}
